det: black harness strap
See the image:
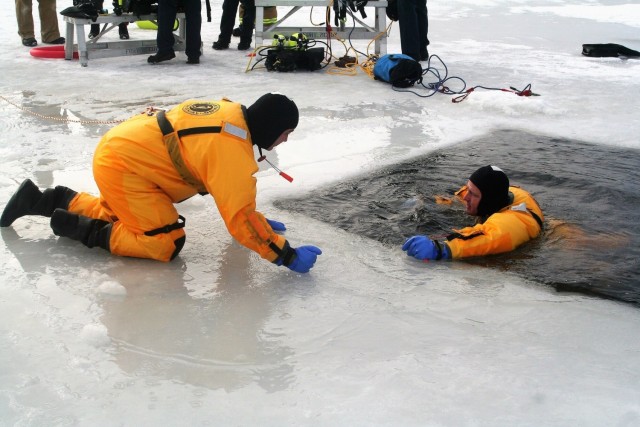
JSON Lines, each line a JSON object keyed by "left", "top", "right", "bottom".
{"left": 144, "top": 215, "right": 186, "bottom": 237}
{"left": 528, "top": 209, "right": 544, "bottom": 230}
{"left": 446, "top": 231, "right": 484, "bottom": 241}
{"left": 156, "top": 111, "right": 222, "bottom": 137}
{"left": 178, "top": 127, "right": 222, "bottom": 137}
{"left": 156, "top": 110, "right": 172, "bottom": 134}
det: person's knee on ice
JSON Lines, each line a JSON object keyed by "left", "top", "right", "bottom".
{"left": 50, "top": 209, "right": 112, "bottom": 250}
{"left": 108, "top": 222, "right": 186, "bottom": 262}
{"left": 48, "top": 210, "right": 185, "bottom": 262}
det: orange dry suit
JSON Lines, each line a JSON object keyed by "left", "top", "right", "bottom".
{"left": 444, "top": 186, "right": 544, "bottom": 259}
{"left": 65, "top": 99, "right": 290, "bottom": 262}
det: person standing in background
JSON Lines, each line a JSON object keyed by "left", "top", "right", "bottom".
{"left": 15, "top": 0, "right": 65, "bottom": 46}
{"left": 88, "top": 1, "right": 129, "bottom": 40}
{"left": 213, "top": 0, "right": 255, "bottom": 51}
{"left": 232, "top": 4, "right": 277, "bottom": 39}
{"left": 394, "top": 0, "right": 429, "bottom": 61}
{"left": 148, "top": 0, "right": 202, "bottom": 64}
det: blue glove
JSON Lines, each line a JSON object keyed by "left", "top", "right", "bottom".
{"left": 287, "top": 245, "right": 322, "bottom": 273}
{"left": 267, "top": 218, "right": 286, "bottom": 233}
{"left": 402, "top": 236, "right": 449, "bottom": 261}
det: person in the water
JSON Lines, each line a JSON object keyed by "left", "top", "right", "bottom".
{"left": 402, "top": 165, "right": 544, "bottom": 260}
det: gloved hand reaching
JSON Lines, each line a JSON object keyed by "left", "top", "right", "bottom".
{"left": 402, "top": 236, "right": 450, "bottom": 261}
{"left": 266, "top": 218, "right": 286, "bottom": 233}
{"left": 287, "top": 245, "right": 323, "bottom": 273}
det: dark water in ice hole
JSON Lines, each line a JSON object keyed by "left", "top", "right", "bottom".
{"left": 275, "top": 130, "right": 640, "bottom": 306}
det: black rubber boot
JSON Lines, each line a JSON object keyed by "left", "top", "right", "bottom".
{"left": 118, "top": 23, "right": 129, "bottom": 40}
{"left": 148, "top": 51, "right": 176, "bottom": 64}
{"left": 212, "top": 39, "right": 230, "bottom": 50}
{"left": 0, "top": 179, "right": 77, "bottom": 227}
{"left": 89, "top": 24, "right": 100, "bottom": 39}
{"left": 238, "top": 39, "right": 252, "bottom": 50}
{"left": 50, "top": 209, "right": 111, "bottom": 251}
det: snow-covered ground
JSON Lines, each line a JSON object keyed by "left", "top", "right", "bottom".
{"left": 1, "top": 0, "right": 639, "bottom": 425}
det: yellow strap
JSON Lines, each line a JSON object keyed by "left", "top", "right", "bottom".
{"left": 162, "top": 132, "right": 208, "bottom": 194}
{"left": 156, "top": 111, "right": 208, "bottom": 194}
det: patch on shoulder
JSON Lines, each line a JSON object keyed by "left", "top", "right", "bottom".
{"left": 182, "top": 102, "right": 220, "bottom": 116}
{"left": 510, "top": 202, "right": 527, "bottom": 212}
{"left": 223, "top": 122, "right": 248, "bottom": 140}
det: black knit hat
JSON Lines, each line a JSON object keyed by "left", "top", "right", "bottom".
{"left": 469, "top": 165, "right": 511, "bottom": 216}
{"left": 246, "top": 93, "right": 299, "bottom": 150}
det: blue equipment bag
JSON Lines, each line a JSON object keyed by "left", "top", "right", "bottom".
{"left": 373, "top": 54, "right": 423, "bottom": 88}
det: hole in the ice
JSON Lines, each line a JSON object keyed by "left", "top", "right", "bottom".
{"left": 275, "top": 129, "right": 640, "bottom": 306}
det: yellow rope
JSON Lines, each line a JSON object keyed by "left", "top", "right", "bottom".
{"left": 359, "top": 55, "right": 378, "bottom": 79}
{"left": 325, "top": 21, "right": 392, "bottom": 78}
{"left": 0, "top": 94, "right": 125, "bottom": 125}
{"left": 243, "top": 11, "right": 394, "bottom": 79}
{"left": 245, "top": 46, "right": 265, "bottom": 72}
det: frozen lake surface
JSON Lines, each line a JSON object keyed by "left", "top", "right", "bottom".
{"left": 1, "top": 0, "right": 640, "bottom": 425}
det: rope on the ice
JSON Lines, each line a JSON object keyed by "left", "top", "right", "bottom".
{"left": 386, "top": 55, "right": 540, "bottom": 102}
{"left": 0, "top": 94, "right": 125, "bottom": 125}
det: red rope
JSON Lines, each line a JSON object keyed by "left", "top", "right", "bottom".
{"left": 452, "top": 87, "right": 475, "bottom": 103}
{"left": 452, "top": 84, "right": 539, "bottom": 103}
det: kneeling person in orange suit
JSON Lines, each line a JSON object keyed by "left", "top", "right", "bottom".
{"left": 1, "top": 93, "right": 322, "bottom": 273}
{"left": 402, "top": 165, "right": 544, "bottom": 260}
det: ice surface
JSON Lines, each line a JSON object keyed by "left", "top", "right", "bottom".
{"left": 1, "top": 0, "right": 639, "bottom": 425}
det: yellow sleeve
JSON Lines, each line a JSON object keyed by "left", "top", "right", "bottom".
{"left": 446, "top": 211, "right": 534, "bottom": 259}
{"left": 446, "top": 186, "right": 543, "bottom": 259}
{"left": 182, "top": 131, "right": 290, "bottom": 262}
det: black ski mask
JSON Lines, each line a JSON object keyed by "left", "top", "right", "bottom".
{"left": 245, "top": 93, "right": 299, "bottom": 150}
{"left": 469, "top": 165, "right": 511, "bottom": 217}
